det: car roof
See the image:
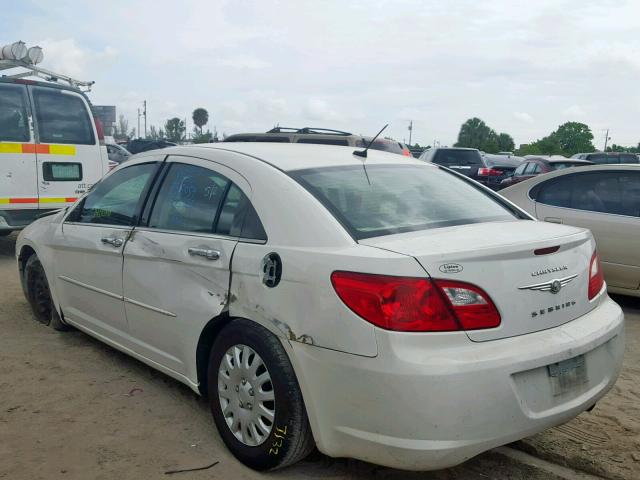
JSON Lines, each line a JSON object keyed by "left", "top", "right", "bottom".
{"left": 157, "top": 142, "right": 426, "bottom": 172}
{"left": 435, "top": 147, "right": 478, "bottom": 151}
{"left": 547, "top": 159, "right": 593, "bottom": 164}
{"left": 0, "top": 77, "right": 90, "bottom": 99}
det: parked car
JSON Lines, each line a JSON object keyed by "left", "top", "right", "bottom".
{"left": 0, "top": 77, "right": 109, "bottom": 235}
{"left": 418, "top": 147, "right": 521, "bottom": 190}
{"left": 500, "top": 157, "right": 594, "bottom": 188}
{"left": 126, "top": 138, "right": 177, "bottom": 155}
{"left": 106, "top": 143, "right": 131, "bottom": 164}
{"left": 572, "top": 152, "right": 639, "bottom": 164}
{"left": 501, "top": 164, "right": 640, "bottom": 297}
{"left": 225, "top": 127, "right": 411, "bottom": 156}
{"left": 17, "top": 143, "right": 623, "bottom": 471}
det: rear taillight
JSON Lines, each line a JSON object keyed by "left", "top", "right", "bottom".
{"left": 588, "top": 251, "right": 604, "bottom": 300}
{"left": 330, "top": 271, "right": 500, "bottom": 332}
{"left": 477, "top": 167, "right": 503, "bottom": 176}
{"left": 94, "top": 117, "right": 105, "bottom": 145}
{"left": 402, "top": 149, "right": 411, "bottom": 157}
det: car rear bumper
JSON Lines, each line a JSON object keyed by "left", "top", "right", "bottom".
{"left": 290, "top": 294, "right": 624, "bottom": 471}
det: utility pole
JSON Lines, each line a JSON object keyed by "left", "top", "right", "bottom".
{"left": 143, "top": 100, "right": 147, "bottom": 138}
{"left": 603, "top": 128, "right": 610, "bottom": 151}
{"left": 137, "top": 108, "right": 141, "bottom": 139}
{"left": 408, "top": 120, "right": 413, "bottom": 146}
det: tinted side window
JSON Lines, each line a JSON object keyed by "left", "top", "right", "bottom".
{"left": 523, "top": 162, "right": 536, "bottom": 174}
{"left": 148, "top": 163, "right": 229, "bottom": 233}
{"left": 530, "top": 163, "right": 542, "bottom": 174}
{"left": 297, "top": 138, "right": 349, "bottom": 146}
{"left": 33, "top": 88, "right": 95, "bottom": 145}
{"left": 70, "top": 163, "right": 157, "bottom": 225}
{"left": 537, "top": 172, "right": 638, "bottom": 215}
{"left": 537, "top": 176, "right": 574, "bottom": 208}
{"left": 620, "top": 154, "right": 639, "bottom": 164}
{"left": 0, "top": 84, "right": 30, "bottom": 142}
{"left": 216, "top": 184, "right": 267, "bottom": 240}
{"left": 514, "top": 163, "right": 527, "bottom": 176}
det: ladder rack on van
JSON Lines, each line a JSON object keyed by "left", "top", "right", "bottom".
{"left": 0, "top": 59, "right": 95, "bottom": 92}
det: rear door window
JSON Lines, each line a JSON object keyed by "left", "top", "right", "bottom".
{"left": 620, "top": 154, "right": 639, "bottom": 164}
{"left": 33, "top": 88, "right": 95, "bottom": 145}
{"left": 514, "top": 163, "right": 527, "bottom": 176}
{"left": 148, "top": 163, "right": 229, "bottom": 233}
{"left": 536, "top": 171, "right": 638, "bottom": 216}
{"left": 216, "top": 184, "right": 267, "bottom": 240}
{"left": 0, "top": 83, "right": 30, "bottom": 142}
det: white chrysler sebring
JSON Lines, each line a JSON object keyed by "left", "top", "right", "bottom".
{"left": 16, "top": 143, "right": 624, "bottom": 471}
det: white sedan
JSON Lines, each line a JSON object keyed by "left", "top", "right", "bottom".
{"left": 16, "top": 143, "right": 624, "bottom": 471}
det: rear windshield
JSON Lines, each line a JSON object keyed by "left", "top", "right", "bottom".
{"left": 291, "top": 164, "right": 517, "bottom": 239}
{"left": 358, "top": 138, "right": 404, "bottom": 154}
{"left": 433, "top": 149, "right": 482, "bottom": 166}
{"left": 33, "top": 88, "right": 95, "bottom": 145}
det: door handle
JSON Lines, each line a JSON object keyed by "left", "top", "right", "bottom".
{"left": 188, "top": 247, "right": 220, "bottom": 260}
{"left": 101, "top": 236, "right": 124, "bottom": 248}
{"left": 544, "top": 217, "right": 563, "bottom": 224}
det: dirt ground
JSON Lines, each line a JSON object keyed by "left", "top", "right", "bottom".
{"left": 0, "top": 232, "right": 638, "bottom": 480}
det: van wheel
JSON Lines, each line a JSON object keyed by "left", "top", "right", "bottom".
{"left": 25, "top": 255, "right": 68, "bottom": 331}
{"left": 208, "top": 319, "right": 314, "bottom": 470}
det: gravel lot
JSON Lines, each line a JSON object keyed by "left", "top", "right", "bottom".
{"left": 1, "top": 232, "right": 638, "bottom": 480}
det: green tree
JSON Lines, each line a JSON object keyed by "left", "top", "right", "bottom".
{"left": 192, "top": 108, "right": 209, "bottom": 134}
{"left": 164, "top": 117, "right": 185, "bottom": 143}
{"left": 113, "top": 114, "right": 135, "bottom": 141}
{"left": 497, "top": 133, "right": 515, "bottom": 152}
{"left": 553, "top": 122, "right": 594, "bottom": 156}
{"left": 454, "top": 117, "right": 504, "bottom": 153}
{"left": 147, "top": 125, "right": 165, "bottom": 140}
{"left": 192, "top": 126, "right": 213, "bottom": 143}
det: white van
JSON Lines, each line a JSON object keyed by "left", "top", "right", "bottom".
{"left": 0, "top": 78, "right": 109, "bottom": 235}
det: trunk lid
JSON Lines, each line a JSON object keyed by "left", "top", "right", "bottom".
{"left": 360, "top": 220, "right": 596, "bottom": 341}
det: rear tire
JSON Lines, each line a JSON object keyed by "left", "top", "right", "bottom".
{"left": 208, "top": 319, "right": 314, "bottom": 470}
{"left": 25, "top": 255, "right": 69, "bottom": 331}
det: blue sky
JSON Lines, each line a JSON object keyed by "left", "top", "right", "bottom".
{"left": 3, "top": 0, "right": 639, "bottom": 147}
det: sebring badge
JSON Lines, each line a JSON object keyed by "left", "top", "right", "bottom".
{"left": 518, "top": 274, "right": 578, "bottom": 294}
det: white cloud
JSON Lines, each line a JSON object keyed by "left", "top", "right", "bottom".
{"left": 514, "top": 112, "right": 534, "bottom": 123}
{"left": 7, "top": 0, "right": 637, "bottom": 146}
{"left": 563, "top": 105, "right": 586, "bottom": 118}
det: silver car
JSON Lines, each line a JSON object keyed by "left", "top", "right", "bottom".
{"left": 501, "top": 164, "right": 640, "bottom": 297}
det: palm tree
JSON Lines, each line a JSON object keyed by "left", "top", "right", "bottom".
{"left": 192, "top": 108, "right": 209, "bottom": 135}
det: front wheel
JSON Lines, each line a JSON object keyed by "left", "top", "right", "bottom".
{"left": 25, "top": 255, "right": 68, "bottom": 331}
{"left": 208, "top": 319, "right": 314, "bottom": 470}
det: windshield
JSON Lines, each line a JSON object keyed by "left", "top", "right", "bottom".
{"left": 433, "top": 149, "right": 482, "bottom": 166}
{"left": 291, "top": 164, "right": 517, "bottom": 239}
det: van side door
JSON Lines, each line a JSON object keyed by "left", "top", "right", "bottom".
{"left": 0, "top": 82, "right": 38, "bottom": 229}
{"left": 30, "top": 86, "right": 103, "bottom": 209}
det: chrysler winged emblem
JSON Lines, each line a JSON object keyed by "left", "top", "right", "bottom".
{"left": 518, "top": 274, "right": 578, "bottom": 294}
